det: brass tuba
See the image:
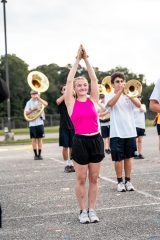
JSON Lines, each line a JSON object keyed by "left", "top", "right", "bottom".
{"left": 24, "top": 71, "right": 49, "bottom": 121}
{"left": 123, "top": 79, "right": 142, "bottom": 98}
{"left": 102, "top": 76, "right": 112, "bottom": 93}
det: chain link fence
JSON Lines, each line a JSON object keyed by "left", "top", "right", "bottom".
{"left": 0, "top": 111, "right": 156, "bottom": 131}
{"left": 0, "top": 114, "right": 60, "bottom": 130}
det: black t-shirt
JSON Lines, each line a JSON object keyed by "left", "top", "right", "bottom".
{"left": 58, "top": 101, "right": 74, "bottom": 129}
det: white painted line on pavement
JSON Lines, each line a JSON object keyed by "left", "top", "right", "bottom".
{"left": 3, "top": 202, "right": 160, "bottom": 221}
{"left": 99, "top": 175, "right": 160, "bottom": 201}
{"left": 50, "top": 157, "right": 63, "bottom": 164}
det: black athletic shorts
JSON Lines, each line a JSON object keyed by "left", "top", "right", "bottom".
{"left": 110, "top": 137, "right": 136, "bottom": 161}
{"left": 59, "top": 128, "right": 75, "bottom": 148}
{"left": 71, "top": 133, "right": 105, "bottom": 165}
{"left": 101, "top": 125, "right": 110, "bottom": 138}
{"left": 136, "top": 127, "right": 145, "bottom": 137}
{"left": 29, "top": 125, "right": 44, "bottom": 139}
{"left": 157, "top": 124, "right": 160, "bottom": 135}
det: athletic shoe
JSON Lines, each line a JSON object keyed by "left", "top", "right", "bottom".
{"left": 125, "top": 181, "right": 135, "bottom": 191}
{"left": 105, "top": 149, "right": 111, "bottom": 154}
{"left": 88, "top": 209, "right": 99, "bottom": 223}
{"left": 69, "top": 165, "right": 75, "bottom": 172}
{"left": 138, "top": 154, "right": 144, "bottom": 159}
{"left": 79, "top": 210, "right": 90, "bottom": 224}
{"left": 117, "top": 182, "right": 126, "bottom": 192}
{"left": 38, "top": 155, "right": 43, "bottom": 160}
{"left": 34, "top": 156, "right": 39, "bottom": 160}
{"left": 64, "top": 165, "right": 71, "bottom": 173}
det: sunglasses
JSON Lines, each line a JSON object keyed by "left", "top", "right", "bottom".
{"left": 114, "top": 80, "right": 124, "bottom": 83}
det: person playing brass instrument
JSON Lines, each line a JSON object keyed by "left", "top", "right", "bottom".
{"left": 24, "top": 90, "right": 48, "bottom": 160}
{"left": 149, "top": 78, "right": 160, "bottom": 151}
{"left": 105, "top": 72, "right": 141, "bottom": 192}
{"left": 98, "top": 94, "right": 111, "bottom": 154}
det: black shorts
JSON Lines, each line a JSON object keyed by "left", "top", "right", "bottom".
{"left": 101, "top": 125, "right": 110, "bottom": 138}
{"left": 110, "top": 137, "right": 136, "bottom": 161}
{"left": 157, "top": 124, "right": 160, "bottom": 135}
{"left": 59, "top": 128, "right": 75, "bottom": 148}
{"left": 71, "top": 133, "right": 105, "bottom": 165}
{"left": 29, "top": 125, "right": 44, "bottom": 139}
{"left": 136, "top": 127, "right": 145, "bottom": 137}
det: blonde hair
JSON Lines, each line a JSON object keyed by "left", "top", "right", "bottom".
{"left": 73, "top": 76, "right": 88, "bottom": 87}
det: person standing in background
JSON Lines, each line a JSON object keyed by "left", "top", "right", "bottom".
{"left": 24, "top": 90, "right": 48, "bottom": 160}
{"left": 98, "top": 94, "right": 111, "bottom": 154}
{"left": 149, "top": 79, "right": 160, "bottom": 152}
{"left": 106, "top": 72, "right": 141, "bottom": 192}
{"left": 133, "top": 96, "right": 146, "bottom": 159}
{"left": 56, "top": 85, "right": 75, "bottom": 173}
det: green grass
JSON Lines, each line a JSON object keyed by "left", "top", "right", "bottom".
{"left": 0, "top": 138, "right": 58, "bottom": 146}
{"left": 145, "top": 119, "right": 154, "bottom": 127}
{"left": 0, "top": 120, "right": 154, "bottom": 146}
{"left": 0, "top": 126, "right": 59, "bottom": 136}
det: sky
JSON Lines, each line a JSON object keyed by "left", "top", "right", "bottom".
{"left": 0, "top": 0, "right": 160, "bottom": 85}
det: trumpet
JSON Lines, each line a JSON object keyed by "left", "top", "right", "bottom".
{"left": 123, "top": 79, "right": 142, "bottom": 98}
{"left": 102, "top": 76, "right": 112, "bottom": 93}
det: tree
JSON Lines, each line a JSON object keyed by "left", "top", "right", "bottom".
{"left": 0, "top": 54, "right": 29, "bottom": 118}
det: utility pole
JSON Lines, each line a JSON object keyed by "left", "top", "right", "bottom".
{"left": 1, "top": 0, "right": 14, "bottom": 141}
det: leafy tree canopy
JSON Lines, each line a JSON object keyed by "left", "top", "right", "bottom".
{"left": 0, "top": 54, "right": 155, "bottom": 118}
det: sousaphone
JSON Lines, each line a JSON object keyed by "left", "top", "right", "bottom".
{"left": 24, "top": 71, "right": 49, "bottom": 121}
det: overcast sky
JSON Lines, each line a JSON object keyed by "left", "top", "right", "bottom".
{"left": 0, "top": 0, "right": 160, "bottom": 85}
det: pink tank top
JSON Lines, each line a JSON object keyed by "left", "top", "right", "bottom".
{"left": 71, "top": 98, "right": 98, "bottom": 134}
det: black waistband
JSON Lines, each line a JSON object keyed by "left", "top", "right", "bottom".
{"left": 75, "top": 133, "right": 100, "bottom": 139}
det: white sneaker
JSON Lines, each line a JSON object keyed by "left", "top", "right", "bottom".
{"left": 88, "top": 209, "right": 99, "bottom": 223}
{"left": 125, "top": 181, "right": 135, "bottom": 191}
{"left": 79, "top": 209, "right": 90, "bottom": 224}
{"left": 117, "top": 182, "right": 126, "bottom": 192}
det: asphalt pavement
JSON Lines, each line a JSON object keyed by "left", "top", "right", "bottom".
{"left": 0, "top": 127, "right": 160, "bottom": 240}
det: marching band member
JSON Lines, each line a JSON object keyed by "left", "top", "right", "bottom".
{"left": 65, "top": 45, "right": 105, "bottom": 224}
{"left": 149, "top": 79, "right": 160, "bottom": 113}
{"left": 24, "top": 90, "right": 48, "bottom": 160}
{"left": 56, "top": 85, "right": 75, "bottom": 173}
{"left": 150, "top": 79, "right": 160, "bottom": 151}
{"left": 133, "top": 96, "right": 146, "bottom": 159}
{"left": 106, "top": 72, "right": 141, "bottom": 192}
{"left": 98, "top": 94, "right": 111, "bottom": 154}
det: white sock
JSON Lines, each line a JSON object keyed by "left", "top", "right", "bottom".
{"left": 64, "top": 160, "right": 69, "bottom": 166}
{"left": 134, "top": 151, "right": 138, "bottom": 156}
{"left": 68, "top": 160, "right": 73, "bottom": 166}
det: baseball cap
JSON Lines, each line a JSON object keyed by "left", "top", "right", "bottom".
{"left": 30, "top": 89, "right": 38, "bottom": 94}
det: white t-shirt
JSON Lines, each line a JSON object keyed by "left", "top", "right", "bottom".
{"left": 105, "top": 92, "right": 137, "bottom": 138}
{"left": 24, "top": 99, "right": 45, "bottom": 127}
{"left": 133, "top": 104, "right": 146, "bottom": 129}
{"left": 150, "top": 79, "right": 160, "bottom": 102}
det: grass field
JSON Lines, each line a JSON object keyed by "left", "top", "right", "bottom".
{"left": 0, "top": 126, "right": 59, "bottom": 136}
{"left": 0, "top": 120, "right": 155, "bottom": 145}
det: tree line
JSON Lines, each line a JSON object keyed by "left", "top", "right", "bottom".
{"left": 0, "top": 54, "right": 155, "bottom": 119}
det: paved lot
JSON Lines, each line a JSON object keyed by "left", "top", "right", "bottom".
{"left": 0, "top": 127, "right": 160, "bottom": 240}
